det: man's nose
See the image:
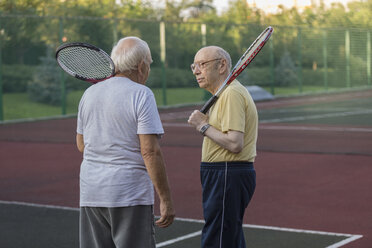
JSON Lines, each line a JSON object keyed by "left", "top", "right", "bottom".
{"left": 193, "top": 67, "right": 201, "bottom": 75}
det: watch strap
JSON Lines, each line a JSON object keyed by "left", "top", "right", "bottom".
{"left": 199, "top": 124, "right": 211, "bottom": 136}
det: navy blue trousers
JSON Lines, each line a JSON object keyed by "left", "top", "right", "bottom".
{"left": 200, "top": 162, "right": 256, "bottom": 248}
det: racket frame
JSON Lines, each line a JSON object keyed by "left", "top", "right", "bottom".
{"left": 55, "top": 42, "right": 115, "bottom": 83}
{"left": 200, "top": 26, "right": 274, "bottom": 114}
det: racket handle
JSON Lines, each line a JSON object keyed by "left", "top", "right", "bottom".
{"left": 200, "top": 95, "right": 218, "bottom": 114}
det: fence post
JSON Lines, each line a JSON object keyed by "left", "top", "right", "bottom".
{"left": 201, "top": 23, "right": 210, "bottom": 101}
{"left": 367, "top": 31, "right": 371, "bottom": 86}
{"left": 160, "top": 21, "right": 167, "bottom": 106}
{"left": 59, "top": 17, "right": 66, "bottom": 115}
{"left": 201, "top": 23, "right": 207, "bottom": 47}
{"left": 345, "top": 29, "right": 351, "bottom": 88}
{"left": 0, "top": 18, "right": 3, "bottom": 121}
{"left": 322, "top": 29, "right": 328, "bottom": 91}
{"left": 269, "top": 36, "right": 275, "bottom": 95}
{"left": 112, "top": 18, "right": 118, "bottom": 46}
{"left": 297, "top": 27, "right": 302, "bottom": 93}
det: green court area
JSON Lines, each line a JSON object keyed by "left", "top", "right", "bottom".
{"left": 155, "top": 219, "right": 355, "bottom": 248}
{"left": 0, "top": 202, "right": 360, "bottom": 248}
{"left": 258, "top": 96, "right": 372, "bottom": 126}
{"left": 4, "top": 86, "right": 371, "bottom": 123}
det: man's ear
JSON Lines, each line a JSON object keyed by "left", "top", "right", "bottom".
{"left": 137, "top": 60, "right": 145, "bottom": 75}
{"left": 219, "top": 59, "right": 228, "bottom": 74}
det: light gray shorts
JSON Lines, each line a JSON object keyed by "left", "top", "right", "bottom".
{"left": 80, "top": 205, "right": 155, "bottom": 248}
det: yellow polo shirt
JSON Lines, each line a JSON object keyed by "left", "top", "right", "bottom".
{"left": 201, "top": 80, "right": 258, "bottom": 162}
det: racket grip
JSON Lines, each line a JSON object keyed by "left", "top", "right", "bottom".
{"left": 200, "top": 95, "right": 218, "bottom": 114}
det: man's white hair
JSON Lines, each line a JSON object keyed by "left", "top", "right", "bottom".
{"left": 111, "top": 36, "right": 152, "bottom": 73}
{"left": 214, "top": 47, "right": 232, "bottom": 72}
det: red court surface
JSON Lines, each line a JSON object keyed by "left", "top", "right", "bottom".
{"left": 1, "top": 89, "right": 371, "bottom": 247}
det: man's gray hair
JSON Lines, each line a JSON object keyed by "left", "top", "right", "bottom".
{"left": 215, "top": 47, "right": 232, "bottom": 73}
{"left": 111, "top": 36, "right": 152, "bottom": 73}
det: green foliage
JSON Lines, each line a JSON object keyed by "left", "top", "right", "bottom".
{"left": 147, "top": 67, "right": 196, "bottom": 88}
{"left": 219, "top": 0, "right": 261, "bottom": 24}
{"left": 275, "top": 51, "right": 299, "bottom": 86}
{"left": 1, "top": 0, "right": 372, "bottom": 107}
{"left": 27, "top": 52, "right": 61, "bottom": 105}
{"left": 2, "top": 88, "right": 204, "bottom": 120}
{"left": 2, "top": 64, "right": 36, "bottom": 92}
{"left": 152, "top": 87, "right": 204, "bottom": 106}
{"left": 238, "top": 67, "right": 272, "bottom": 86}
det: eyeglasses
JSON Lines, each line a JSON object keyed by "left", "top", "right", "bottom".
{"left": 190, "top": 58, "right": 222, "bottom": 72}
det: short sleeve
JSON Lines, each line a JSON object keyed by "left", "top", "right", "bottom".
{"left": 137, "top": 89, "right": 164, "bottom": 135}
{"left": 219, "top": 88, "right": 246, "bottom": 133}
{"left": 76, "top": 94, "right": 85, "bottom": 135}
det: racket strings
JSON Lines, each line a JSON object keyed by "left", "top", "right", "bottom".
{"left": 57, "top": 46, "right": 114, "bottom": 80}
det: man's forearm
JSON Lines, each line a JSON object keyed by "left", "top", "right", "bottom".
{"left": 188, "top": 110, "right": 243, "bottom": 153}
{"left": 76, "top": 134, "right": 85, "bottom": 153}
{"left": 204, "top": 126, "right": 244, "bottom": 154}
{"left": 143, "top": 150, "right": 172, "bottom": 202}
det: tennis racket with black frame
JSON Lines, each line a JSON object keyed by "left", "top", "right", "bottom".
{"left": 200, "top": 26, "right": 274, "bottom": 114}
{"left": 55, "top": 42, "right": 115, "bottom": 83}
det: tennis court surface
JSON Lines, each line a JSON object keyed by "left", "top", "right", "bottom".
{"left": 1, "top": 88, "right": 371, "bottom": 247}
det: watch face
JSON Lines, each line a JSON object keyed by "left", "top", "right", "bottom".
{"left": 200, "top": 124, "right": 210, "bottom": 135}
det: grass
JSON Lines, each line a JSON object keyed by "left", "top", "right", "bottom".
{"left": 0, "top": 85, "right": 365, "bottom": 121}
{"left": 153, "top": 87, "right": 206, "bottom": 106}
{"left": 1, "top": 88, "right": 205, "bottom": 121}
{"left": 2, "top": 92, "right": 83, "bottom": 120}
{"left": 262, "top": 86, "right": 341, "bottom": 96}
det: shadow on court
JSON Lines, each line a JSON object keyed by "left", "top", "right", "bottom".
{"left": 0, "top": 202, "right": 356, "bottom": 248}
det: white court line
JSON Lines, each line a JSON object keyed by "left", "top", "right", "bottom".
{"left": 1, "top": 201, "right": 363, "bottom": 247}
{"left": 256, "top": 91, "right": 372, "bottom": 108}
{"left": 0, "top": 200, "right": 79, "bottom": 211}
{"left": 162, "top": 122, "right": 372, "bottom": 133}
{"left": 243, "top": 223, "right": 362, "bottom": 239}
{"left": 156, "top": 230, "right": 202, "bottom": 247}
{"left": 245, "top": 224, "right": 363, "bottom": 247}
{"left": 259, "top": 125, "right": 372, "bottom": 133}
{"left": 259, "top": 109, "right": 372, "bottom": 124}
{"left": 155, "top": 217, "right": 363, "bottom": 247}
{"left": 176, "top": 217, "right": 363, "bottom": 239}
{"left": 326, "top": 235, "right": 364, "bottom": 248}
{"left": 259, "top": 107, "right": 367, "bottom": 114}
{"left": 161, "top": 108, "right": 372, "bottom": 128}
{"left": 162, "top": 122, "right": 190, "bottom": 127}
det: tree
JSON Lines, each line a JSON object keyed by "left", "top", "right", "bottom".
{"left": 27, "top": 46, "right": 61, "bottom": 105}
{"left": 275, "top": 50, "right": 298, "bottom": 86}
{"left": 347, "top": 0, "right": 372, "bottom": 28}
{"left": 220, "top": 0, "right": 261, "bottom": 24}
{"left": 183, "top": 0, "right": 215, "bottom": 19}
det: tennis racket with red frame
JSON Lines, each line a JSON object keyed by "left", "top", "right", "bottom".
{"left": 200, "top": 26, "right": 274, "bottom": 114}
{"left": 55, "top": 42, "right": 115, "bottom": 83}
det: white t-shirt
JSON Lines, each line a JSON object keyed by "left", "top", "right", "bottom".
{"left": 77, "top": 77, "right": 164, "bottom": 207}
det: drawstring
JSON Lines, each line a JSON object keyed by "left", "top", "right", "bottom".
{"left": 219, "top": 162, "right": 228, "bottom": 248}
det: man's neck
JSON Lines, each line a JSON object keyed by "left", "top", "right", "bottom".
{"left": 211, "top": 75, "right": 229, "bottom": 95}
{"left": 115, "top": 71, "right": 140, "bottom": 84}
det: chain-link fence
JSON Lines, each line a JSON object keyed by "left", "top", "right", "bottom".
{"left": 0, "top": 14, "right": 371, "bottom": 121}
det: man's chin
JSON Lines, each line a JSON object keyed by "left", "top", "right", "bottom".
{"left": 198, "top": 82, "right": 206, "bottom": 89}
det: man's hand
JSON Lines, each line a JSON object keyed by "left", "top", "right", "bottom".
{"left": 188, "top": 110, "right": 208, "bottom": 131}
{"left": 155, "top": 199, "right": 175, "bottom": 228}
{"left": 139, "top": 134, "right": 175, "bottom": 228}
{"left": 188, "top": 110, "right": 244, "bottom": 153}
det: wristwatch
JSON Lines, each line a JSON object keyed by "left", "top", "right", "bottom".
{"left": 199, "top": 124, "right": 211, "bottom": 136}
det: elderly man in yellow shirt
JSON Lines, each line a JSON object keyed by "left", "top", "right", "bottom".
{"left": 188, "top": 46, "right": 258, "bottom": 248}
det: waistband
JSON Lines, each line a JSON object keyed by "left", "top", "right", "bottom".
{"left": 201, "top": 161, "right": 254, "bottom": 169}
